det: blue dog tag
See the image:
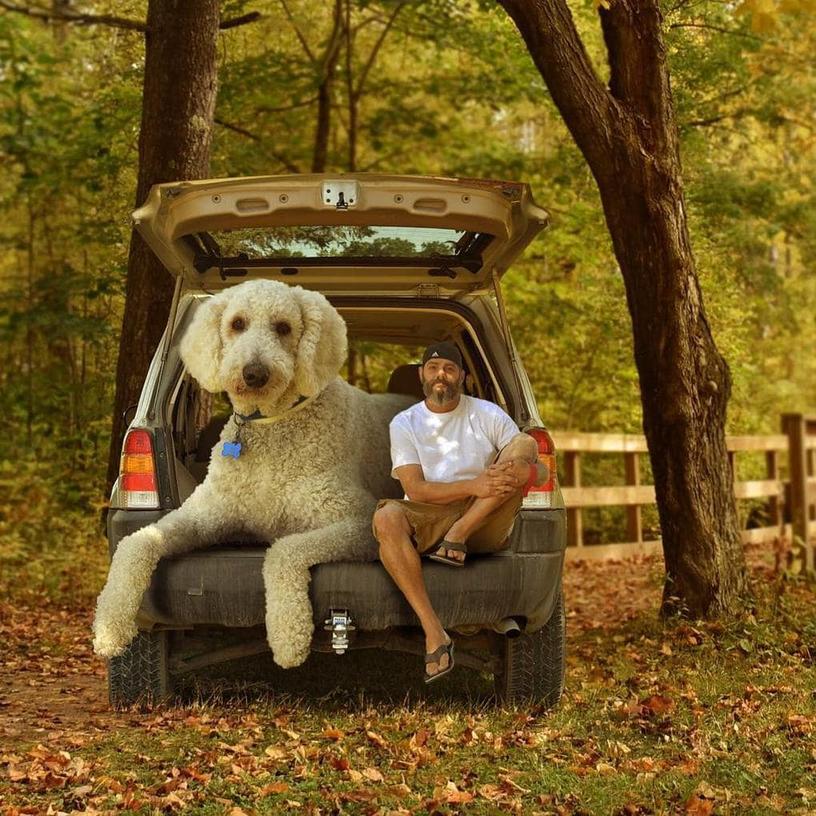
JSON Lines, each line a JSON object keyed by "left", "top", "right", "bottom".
{"left": 222, "top": 441, "right": 242, "bottom": 459}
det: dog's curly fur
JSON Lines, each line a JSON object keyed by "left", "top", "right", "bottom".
{"left": 93, "top": 280, "right": 410, "bottom": 668}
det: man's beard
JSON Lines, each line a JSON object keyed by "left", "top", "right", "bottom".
{"left": 422, "top": 378, "right": 460, "bottom": 406}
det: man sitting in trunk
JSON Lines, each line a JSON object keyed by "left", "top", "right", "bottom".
{"left": 371, "top": 342, "right": 549, "bottom": 683}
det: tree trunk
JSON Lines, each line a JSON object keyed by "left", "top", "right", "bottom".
{"left": 311, "top": 0, "right": 344, "bottom": 173}
{"left": 105, "top": 0, "right": 220, "bottom": 494}
{"left": 498, "top": 0, "right": 747, "bottom": 617}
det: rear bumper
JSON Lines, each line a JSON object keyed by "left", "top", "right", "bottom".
{"left": 108, "top": 508, "right": 566, "bottom": 633}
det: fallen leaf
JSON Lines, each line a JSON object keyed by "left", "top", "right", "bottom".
{"left": 479, "top": 783, "right": 505, "bottom": 801}
{"left": 685, "top": 781, "right": 718, "bottom": 815}
{"left": 387, "top": 783, "right": 412, "bottom": 799}
{"left": 641, "top": 694, "right": 675, "bottom": 716}
{"left": 322, "top": 727, "right": 344, "bottom": 741}
{"left": 340, "top": 788, "right": 377, "bottom": 803}
{"left": 678, "top": 758, "right": 700, "bottom": 775}
{"left": 362, "top": 767, "right": 384, "bottom": 782}
{"left": 260, "top": 782, "right": 290, "bottom": 795}
{"left": 410, "top": 729, "right": 429, "bottom": 748}
{"left": 366, "top": 730, "right": 387, "bottom": 748}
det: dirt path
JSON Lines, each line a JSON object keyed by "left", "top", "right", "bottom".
{"left": 0, "top": 605, "right": 129, "bottom": 750}
{"left": 0, "top": 556, "right": 666, "bottom": 749}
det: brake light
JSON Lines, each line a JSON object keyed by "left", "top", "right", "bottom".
{"left": 524, "top": 427, "right": 557, "bottom": 508}
{"left": 119, "top": 429, "right": 159, "bottom": 509}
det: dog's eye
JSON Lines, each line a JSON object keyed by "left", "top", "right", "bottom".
{"left": 275, "top": 321, "right": 291, "bottom": 336}
{"left": 231, "top": 317, "right": 246, "bottom": 332}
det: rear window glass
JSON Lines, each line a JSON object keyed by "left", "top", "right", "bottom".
{"left": 200, "top": 226, "right": 486, "bottom": 260}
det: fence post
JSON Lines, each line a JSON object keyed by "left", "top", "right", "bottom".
{"left": 782, "top": 413, "right": 814, "bottom": 572}
{"left": 564, "top": 451, "right": 583, "bottom": 548}
{"left": 624, "top": 452, "right": 642, "bottom": 545}
{"left": 765, "top": 449, "right": 782, "bottom": 529}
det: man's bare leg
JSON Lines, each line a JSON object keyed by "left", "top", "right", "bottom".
{"left": 373, "top": 503, "right": 451, "bottom": 678}
{"left": 440, "top": 433, "right": 539, "bottom": 563}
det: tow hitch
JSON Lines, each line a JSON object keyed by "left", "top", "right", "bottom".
{"left": 323, "top": 609, "right": 356, "bottom": 654}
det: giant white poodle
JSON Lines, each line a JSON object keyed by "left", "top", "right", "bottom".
{"left": 93, "top": 279, "right": 410, "bottom": 668}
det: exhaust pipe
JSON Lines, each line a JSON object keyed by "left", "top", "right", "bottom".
{"left": 493, "top": 618, "right": 521, "bottom": 638}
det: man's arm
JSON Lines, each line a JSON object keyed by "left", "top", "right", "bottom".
{"left": 490, "top": 457, "right": 551, "bottom": 488}
{"left": 394, "top": 464, "right": 518, "bottom": 505}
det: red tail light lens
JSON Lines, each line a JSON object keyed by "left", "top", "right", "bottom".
{"left": 524, "top": 427, "right": 557, "bottom": 507}
{"left": 119, "top": 429, "right": 160, "bottom": 509}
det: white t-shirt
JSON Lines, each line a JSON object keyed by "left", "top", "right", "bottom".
{"left": 389, "top": 395, "right": 520, "bottom": 484}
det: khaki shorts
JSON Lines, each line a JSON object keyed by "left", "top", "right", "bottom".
{"left": 372, "top": 492, "right": 523, "bottom": 556}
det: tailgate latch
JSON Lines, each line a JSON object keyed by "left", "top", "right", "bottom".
{"left": 323, "top": 608, "right": 356, "bottom": 654}
{"left": 322, "top": 181, "right": 358, "bottom": 210}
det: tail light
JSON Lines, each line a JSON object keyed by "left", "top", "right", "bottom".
{"left": 524, "top": 427, "right": 557, "bottom": 508}
{"left": 119, "top": 429, "right": 160, "bottom": 509}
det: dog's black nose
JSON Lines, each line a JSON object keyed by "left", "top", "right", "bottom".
{"left": 242, "top": 363, "right": 269, "bottom": 389}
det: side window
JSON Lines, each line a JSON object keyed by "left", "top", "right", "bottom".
{"left": 344, "top": 341, "right": 424, "bottom": 394}
{"left": 459, "top": 331, "right": 495, "bottom": 403}
{"left": 171, "top": 374, "right": 231, "bottom": 479}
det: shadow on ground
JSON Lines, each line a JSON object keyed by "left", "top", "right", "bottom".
{"left": 174, "top": 648, "right": 497, "bottom": 711}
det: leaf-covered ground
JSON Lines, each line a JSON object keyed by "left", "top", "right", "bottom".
{"left": 2, "top": 547, "right": 815, "bottom": 816}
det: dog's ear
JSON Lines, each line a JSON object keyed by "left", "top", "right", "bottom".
{"left": 293, "top": 287, "right": 347, "bottom": 397}
{"left": 180, "top": 293, "right": 228, "bottom": 392}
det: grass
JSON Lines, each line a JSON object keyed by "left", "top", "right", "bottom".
{"left": 1, "top": 511, "right": 815, "bottom": 815}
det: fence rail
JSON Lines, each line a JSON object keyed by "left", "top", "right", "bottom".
{"left": 552, "top": 413, "right": 816, "bottom": 564}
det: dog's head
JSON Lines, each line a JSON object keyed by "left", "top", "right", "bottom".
{"left": 180, "top": 280, "right": 347, "bottom": 412}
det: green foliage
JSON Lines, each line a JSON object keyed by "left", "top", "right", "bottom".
{"left": 0, "top": 0, "right": 813, "bottom": 542}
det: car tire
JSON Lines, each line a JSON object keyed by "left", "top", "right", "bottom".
{"left": 494, "top": 587, "right": 565, "bottom": 707}
{"left": 108, "top": 630, "right": 173, "bottom": 708}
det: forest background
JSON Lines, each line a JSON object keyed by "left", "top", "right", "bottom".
{"left": 1, "top": 0, "right": 815, "bottom": 584}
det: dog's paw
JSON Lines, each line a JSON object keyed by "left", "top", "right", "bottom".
{"left": 92, "top": 621, "right": 136, "bottom": 658}
{"left": 271, "top": 644, "right": 310, "bottom": 670}
{"left": 268, "top": 631, "right": 311, "bottom": 669}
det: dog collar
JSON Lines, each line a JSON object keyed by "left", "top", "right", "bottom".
{"left": 234, "top": 394, "right": 315, "bottom": 425}
{"left": 222, "top": 395, "right": 315, "bottom": 460}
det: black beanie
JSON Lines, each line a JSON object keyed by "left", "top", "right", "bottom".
{"left": 422, "top": 342, "right": 463, "bottom": 368}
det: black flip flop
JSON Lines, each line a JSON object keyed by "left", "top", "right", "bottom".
{"left": 424, "top": 637, "right": 455, "bottom": 684}
{"left": 427, "top": 540, "right": 466, "bottom": 567}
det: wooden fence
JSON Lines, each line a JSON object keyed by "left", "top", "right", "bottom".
{"left": 552, "top": 413, "right": 816, "bottom": 565}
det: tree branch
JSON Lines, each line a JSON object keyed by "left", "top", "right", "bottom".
{"left": 353, "top": 0, "right": 407, "bottom": 101}
{"left": 668, "top": 21, "right": 760, "bottom": 41}
{"left": 599, "top": 0, "right": 679, "bottom": 158}
{"left": 358, "top": 146, "right": 404, "bottom": 172}
{"left": 220, "top": 11, "right": 262, "bottom": 30}
{"left": 681, "top": 109, "right": 750, "bottom": 129}
{"left": 497, "top": 0, "right": 616, "bottom": 171}
{"left": 256, "top": 96, "right": 319, "bottom": 113}
{"left": 319, "top": 0, "right": 345, "bottom": 81}
{"left": 351, "top": 13, "right": 383, "bottom": 35}
{"left": 0, "top": 0, "right": 145, "bottom": 31}
{"left": 214, "top": 118, "right": 301, "bottom": 173}
{"left": 0, "top": 1, "right": 259, "bottom": 32}
{"left": 600, "top": 1, "right": 662, "bottom": 110}
{"left": 279, "top": 0, "right": 316, "bottom": 65}
{"left": 215, "top": 117, "right": 261, "bottom": 141}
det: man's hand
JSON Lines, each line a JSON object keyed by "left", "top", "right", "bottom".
{"left": 471, "top": 461, "right": 519, "bottom": 498}
{"left": 493, "top": 458, "right": 534, "bottom": 488}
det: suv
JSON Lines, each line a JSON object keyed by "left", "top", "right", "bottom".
{"left": 107, "top": 174, "right": 567, "bottom": 707}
